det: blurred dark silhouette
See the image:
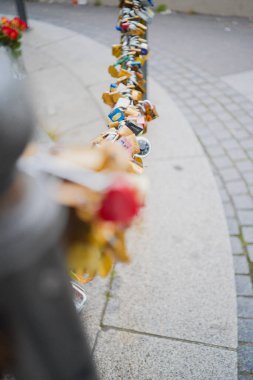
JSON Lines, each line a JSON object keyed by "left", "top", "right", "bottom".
{"left": 0, "top": 59, "right": 98, "bottom": 380}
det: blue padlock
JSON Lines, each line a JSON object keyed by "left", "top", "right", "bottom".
{"left": 108, "top": 107, "right": 125, "bottom": 122}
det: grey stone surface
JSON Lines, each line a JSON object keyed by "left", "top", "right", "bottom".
{"left": 238, "top": 346, "right": 253, "bottom": 374}
{"left": 237, "top": 296, "right": 253, "bottom": 318}
{"left": 104, "top": 158, "right": 237, "bottom": 348}
{"left": 232, "top": 195, "right": 253, "bottom": 210}
{"left": 235, "top": 275, "right": 253, "bottom": 296}
{"left": 242, "top": 227, "right": 253, "bottom": 244}
{"left": 227, "top": 219, "right": 240, "bottom": 236}
{"left": 230, "top": 236, "right": 244, "bottom": 255}
{"left": 238, "top": 211, "right": 253, "bottom": 226}
{"left": 238, "top": 318, "right": 253, "bottom": 343}
{"left": 94, "top": 329, "right": 237, "bottom": 380}
{"left": 233, "top": 256, "right": 250, "bottom": 275}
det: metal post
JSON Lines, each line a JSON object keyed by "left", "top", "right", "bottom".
{"left": 0, "top": 60, "right": 98, "bottom": 380}
{"left": 14, "top": 0, "right": 28, "bottom": 25}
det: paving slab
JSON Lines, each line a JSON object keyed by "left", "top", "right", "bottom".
{"left": 94, "top": 329, "right": 237, "bottom": 380}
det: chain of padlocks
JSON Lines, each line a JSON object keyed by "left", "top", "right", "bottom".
{"left": 3, "top": 1, "right": 157, "bottom": 310}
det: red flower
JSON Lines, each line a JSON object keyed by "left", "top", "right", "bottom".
{"left": 2, "top": 26, "right": 19, "bottom": 40}
{"left": 1, "top": 17, "right": 10, "bottom": 26}
{"left": 98, "top": 180, "right": 141, "bottom": 223}
{"left": 11, "top": 17, "right": 27, "bottom": 31}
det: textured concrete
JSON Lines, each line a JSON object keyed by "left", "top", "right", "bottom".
{"left": 94, "top": 329, "right": 237, "bottom": 380}
{"left": 104, "top": 158, "right": 237, "bottom": 348}
{"left": 12, "top": 18, "right": 238, "bottom": 378}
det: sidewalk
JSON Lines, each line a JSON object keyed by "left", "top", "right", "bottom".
{"left": 21, "top": 20, "right": 237, "bottom": 379}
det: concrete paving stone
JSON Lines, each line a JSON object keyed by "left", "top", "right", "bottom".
{"left": 94, "top": 329, "right": 237, "bottom": 380}
{"left": 238, "top": 375, "right": 253, "bottom": 380}
{"left": 235, "top": 275, "right": 253, "bottom": 296}
{"left": 245, "top": 125, "right": 253, "bottom": 135}
{"left": 194, "top": 104, "right": 208, "bottom": 114}
{"left": 201, "top": 97, "right": 217, "bottom": 106}
{"left": 248, "top": 151, "right": 253, "bottom": 160}
{"left": 247, "top": 245, "right": 253, "bottom": 262}
{"left": 242, "top": 172, "right": 253, "bottom": 185}
{"left": 200, "top": 112, "right": 217, "bottom": 123}
{"left": 238, "top": 211, "right": 253, "bottom": 226}
{"left": 241, "top": 101, "right": 253, "bottom": 112}
{"left": 237, "top": 296, "right": 253, "bottom": 318}
{"left": 214, "top": 130, "right": 232, "bottom": 141}
{"left": 231, "top": 129, "right": 250, "bottom": 140}
{"left": 208, "top": 103, "right": 225, "bottom": 113}
{"left": 185, "top": 113, "right": 200, "bottom": 124}
{"left": 222, "top": 139, "right": 241, "bottom": 150}
{"left": 219, "top": 187, "right": 229, "bottom": 201}
{"left": 218, "top": 95, "right": 233, "bottom": 105}
{"left": 236, "top": 115, "right": 253, "bottom": 124}
{"left": 193, "top": 126, "right": 211, "bottom": 138}
{"left": 238, "top": 318, "right": 253, "bottom": 343}
{"left": 217, "top": 112, "right": 234, "bottom": 122}
{"left": 233, "top": 256, "right": 250, "bottom": 275}
{"left": 240, "top": 139, "right": 253, "bottom": 150}
{"left": 223, "top": 203, "right": 236, "bottom": 218}
{"left": 213, "top": 156, "right": 233, "bottom": 170}
{"left": 227, "top": 218, "right": 240, "bottom": 235}
{"left": 178, "top": 92, "right": 193, "bottom": 101}
{"left": 224, "top": 103, "right": 241, "bottom": 112}
{"left": 228, "top": 149, "right": 248, "bottom": 161}
{"left": 220, "top": 168, "right": 241, "bottom": 182}
{"left": 79, "top": 276, "right": 108, "bottom": 350}
{"left": 206, "top": 146, "right": 225, "bottom": 157}
{"left": 226, "top": 181, "right": 248, "bottom": 196}
{"left": 228, "top": 120, "right": 243, "bottom": 130}
{"left": 236, "top": 160, "right": 253, "bottom": 173}
{"left": 186, "top": 96, "right": 200, "bottom": 108}
{"left": 232, "top": 195, "right": 253, "bottom": 210}
{"left": 195, "top": 90, "right": 210, "bottom": 100}
{"left": 238, "top": 346, "right": 253, "bottom": 374}
{"left": 242, "top": 227, "right": 253, "bottom": 244}
{"left": 103, "top": 158, "right": 237, "bottom": 348}
{"left": 230, "top": 236, "right": 244, "bottom": 255}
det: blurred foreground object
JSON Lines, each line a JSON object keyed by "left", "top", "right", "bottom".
{"left": 21, "top": 143, "right": 147, "bottom": 283}
{"left": 0, "top": 61, "right": 98, "bottom": 379}
{"left": 14, "top": 0, "right": 28, "bottom": 26}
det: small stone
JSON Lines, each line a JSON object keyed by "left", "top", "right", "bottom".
{"left": 238, "top": 345, "right": 253, "bottom": 374}
{"left": 230, "top": 236, "right": 243, "bottom": 254}
{"left": 226, "top": 181, "right": 247, "bottom": 196}
{"left": 232, "top": 195, "right": 253, "bottom": 210}
{"left": 237, "top": 296, "right": 253, "bottom": 318}
{"left": 242, "top": 227, "right": 253, "bottom": 243}
{"left": 238, "top": 318, "right": 253, "bottom": 343}
{"left": 238, "top": 211, "right": 253, "bottom": 225}
{"left": 235, "top": 275, "right": 253, "bottom": 296}
{"left": 233, "top": 256, "right": 250, "bottom": 275}
{"left": 227, "top": 218, "right": 240, "bottom": 235}
{"left": 220, "top": 168, "right": 241, "bottom": 182}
